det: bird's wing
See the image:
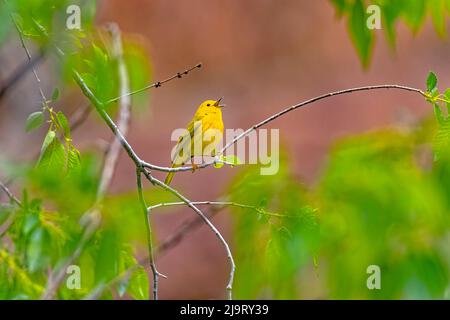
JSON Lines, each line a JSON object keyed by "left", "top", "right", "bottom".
{"left": 171, "top": 120, "right": 203, "bottom": 166}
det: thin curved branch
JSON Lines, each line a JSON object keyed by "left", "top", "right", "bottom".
{"left": 0, "top": 180, "right": 21, "bottom": 207}
{"left": 136, "top": 169, "right": 164, "bottom": 300}
{"left": 148, "top": 200, "right": 293, "bottom": 218}
{"left": 142, "top": 84, "right": 427, "bottom": 172}
{"left": 10, "top": 13, "right": 47, "bottom": 103}
{"left": 0, "top": 50, "right": 45, "bottom": 101}
{"left": 85, "top": 199, "right": 295, "bottom": 300}
{"left": 142, "top": 170, "right": 235, "bottom": 300}
{"left": 0, "top": 179, "right": 21, "bottom": 238}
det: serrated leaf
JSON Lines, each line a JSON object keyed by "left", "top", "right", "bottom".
{"left": 67, "top": 146, "right": 81, "bottom": 173}
{"left": 51, "top": 88, "right": 59, "bottom": 101}
{"left": 25, "top": 111, "right": 44, "bottom": 132}
{"left": 427, "top": 72, "right": 438, "bottom": 92}
{"left": 37, "top": 134, "right": 66, "bottom": 171}
{"left": 56, "top": 111, "right": 70, "bottom": 139}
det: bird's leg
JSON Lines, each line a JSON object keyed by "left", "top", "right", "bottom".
{"left": 191, "top": 156, "right": 198, "bottom": 172}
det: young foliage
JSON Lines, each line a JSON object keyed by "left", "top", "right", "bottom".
{"left": 423, "top": 72, "right": 450, "bottom": 159}
{"left": 331, "top": 0, "right": 450, "bottom": 67}
{"left": 25, "top": 111, "right": 44, "bottom": 132}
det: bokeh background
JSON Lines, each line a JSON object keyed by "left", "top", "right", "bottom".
{"left": 1, "top": 0, "right": 449, "bottom": 299}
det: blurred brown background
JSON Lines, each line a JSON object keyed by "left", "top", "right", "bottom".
{"left": 1, "top": 0, "right": 449, "bottom": 298}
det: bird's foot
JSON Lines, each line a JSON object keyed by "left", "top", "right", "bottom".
{"left": 191, "top": 163, "right": 199, "bottom": 172}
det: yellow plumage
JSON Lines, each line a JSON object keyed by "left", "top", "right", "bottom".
{"left": 164, "top": 99, "right": 225, "bottom": 185}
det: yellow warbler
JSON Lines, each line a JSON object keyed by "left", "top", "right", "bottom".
{"left": 164, "top": 98, "right": 225, "bottom": 185}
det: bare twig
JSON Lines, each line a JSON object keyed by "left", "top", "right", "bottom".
{"left": 105, "top": 63, "right": 202, "bottom": 105}
{"left": 142, "top": 171, "right": 235, "bottom": 300}
{"left": 0, "top": 50, "right": 45, "bottom": 100}
{"left": 0, "top": 180, "right": 21, "bottom": 207}
{"left": 148, "top": 200, "right": 293, "bottom": 218}
{"left": 142, "top": 84, "right": 428, "bottom": 173}
{"left": 136, "top": 169, "right": 165, "bottom": 300}
{"left": 0, "top": 179, "right": 21, "bottom": 238}
{"left": 10, "top": 13, "right": 47, "bottom": 103}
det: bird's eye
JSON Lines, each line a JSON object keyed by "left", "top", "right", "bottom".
{"left": 206, "top": 104, "right": 211, "bottom": 107}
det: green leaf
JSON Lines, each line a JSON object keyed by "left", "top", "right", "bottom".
{"left": 348, "top": 0, "right": 373, "bottom": 68}
{"left": 25, "top": 111, "right": 44, "bottom": 132}
{"left": 51, "top": 88, "right": 60, "bottom": 101}
{"left": 39, "top": 130, "right": 56, "bottom": 155}
{"left": 56, "top": 111, "right": 70, "bottom": 139}
{"left": 331, "top": 0, "right": 348, "bottom": 15}
{"left": 128, "top": 266, "right": 149, "bottom": 300}
{"left": 433, "top": 118, "right": 450, "bottom": 160}
{"left": 67, "top": 146, "right": 81, "bottom": 173}
{"left": 430, "top": 0, "right": 447, "bottom": 37}
{"left": 37, "top": 133, "right": 66, "bottom": 171}
{"left": 427, "top": 72, "right": 438, "bottom": 92}
{"left": 402, "top": 0, "right": 426, "bottom": 32}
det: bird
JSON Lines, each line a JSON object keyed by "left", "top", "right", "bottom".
{"left": 164, "top": 98, "right": 225, "bottom": 185}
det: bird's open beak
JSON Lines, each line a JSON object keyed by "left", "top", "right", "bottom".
{"left": 215, "top": 97, "right": 225, "bottom": 108}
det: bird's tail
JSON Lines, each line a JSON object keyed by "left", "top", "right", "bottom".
{"left": 164, "top": 164, "right": 176, "bottom": 185}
